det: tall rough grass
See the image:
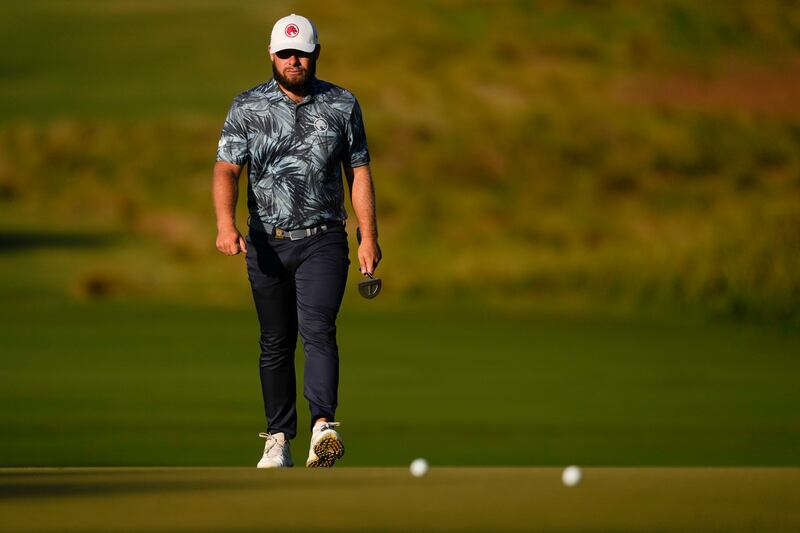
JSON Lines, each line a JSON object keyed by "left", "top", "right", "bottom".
{"left": 1, "top": 0, "right": 799, "bottom": 323}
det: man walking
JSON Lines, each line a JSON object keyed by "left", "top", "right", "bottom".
{"left": 212, "top": 14, "right": 381, "bottom": 468}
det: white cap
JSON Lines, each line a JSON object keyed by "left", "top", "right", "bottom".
{"left": 270, "top": 14, "right": 318, "bottom": 54}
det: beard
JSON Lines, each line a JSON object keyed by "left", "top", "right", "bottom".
{"left": 272, "top": 59, "right": 316, "bottom": 93}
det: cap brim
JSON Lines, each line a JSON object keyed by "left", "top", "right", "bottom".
{"left": 270, "top": 41, "right": 317, "bottom": 54}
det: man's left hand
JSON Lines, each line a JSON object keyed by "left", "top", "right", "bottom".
{"left": 358, "top": 240, "right": 382, "bottom": 276}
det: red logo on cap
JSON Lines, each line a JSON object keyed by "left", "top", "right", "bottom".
{"left": 285, "top": 23, "right": 299, "bottom": 38}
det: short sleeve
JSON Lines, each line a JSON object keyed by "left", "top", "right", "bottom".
{"left": 216, "top": 98, "right": 249, "bottom": 165}
{"left": 345, "top": 98, "right": 370, "bottom": 168}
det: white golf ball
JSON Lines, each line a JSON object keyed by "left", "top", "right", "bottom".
{"left": 562, "top": 465, "right": 582, "bottom": 487}
{"left": 409, "top": 458, "right": 429, "bottom": 477}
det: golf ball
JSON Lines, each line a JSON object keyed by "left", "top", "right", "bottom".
{"left": 410, "top": 458, "right": 429, "bottom": 477}
{"left": 562, "top": 465, "right": 582, "bottom": 487}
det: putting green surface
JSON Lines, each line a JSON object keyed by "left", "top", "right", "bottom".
{"left": 1, "top": 467, "right": 798, "bottom": 532}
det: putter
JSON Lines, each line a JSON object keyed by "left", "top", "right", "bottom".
{"left": 358, "top": 272, "right": 382, "bottom": 299}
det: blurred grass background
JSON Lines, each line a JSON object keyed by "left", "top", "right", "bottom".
{"left": 1, "top": 0, "right": 799, "bottom": 466}
{"left": 2, "top": 0, "right": 799, "bottom": 319}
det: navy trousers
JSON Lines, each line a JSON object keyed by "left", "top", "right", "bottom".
{"left": 245, "top": 225, "right": 349, "bottom": 440}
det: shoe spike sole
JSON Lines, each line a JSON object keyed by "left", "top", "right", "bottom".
{"left": 307, "top": 434, "right": 345, "bottom": 468}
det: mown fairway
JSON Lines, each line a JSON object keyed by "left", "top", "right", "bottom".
{"left": 2, "top": 467, "right": 799, "bottom": 532}
{"left": 1, "top": 301, "right": 798, "bottom": 467}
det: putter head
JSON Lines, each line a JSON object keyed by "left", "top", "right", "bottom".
{"left": 358, "top": 275, "right": 382, "bottom": 299}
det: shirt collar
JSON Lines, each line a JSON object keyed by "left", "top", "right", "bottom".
{"left": 265, "top": 77, "right": 321, "bottom": 105}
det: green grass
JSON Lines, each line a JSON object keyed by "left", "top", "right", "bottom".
{"left": 2, "top": 1, "right": 800, "bottom": 320}
{"left": 2, "top": 467, "right": 799, "bottom": 531}
{"left": 1, "top": 0, "right": 800, "bottom": 480}
{"left": 1, "top": 301, "right": 798, "bottom": 467}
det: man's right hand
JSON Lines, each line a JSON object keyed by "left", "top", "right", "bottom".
{"left": 216, "top": 226, "right": 247, "bottom": 256}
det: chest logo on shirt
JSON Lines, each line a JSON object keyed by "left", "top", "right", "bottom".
{"left": 313, "top": 117, "right": 329, "bottom": 132}
{"left": 285, "top": 24, "right": 299, "bottom": 38}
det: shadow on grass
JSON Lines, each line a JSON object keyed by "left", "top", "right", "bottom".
{"left": 0, "top": 231, "right": 118, "bottom": 253}
{"left": 0, "top": 469, "right": 382, "bottom": 499}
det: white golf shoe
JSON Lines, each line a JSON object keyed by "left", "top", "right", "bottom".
{"left": 306, "top": 421, "right": 345, "bottom": 468}
{"left": 257, "top": 432, "right": 293, "bottom": 468}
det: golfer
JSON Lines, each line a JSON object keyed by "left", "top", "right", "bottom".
{"left": 212, "top": 13, "right": 380, "bottom": 468}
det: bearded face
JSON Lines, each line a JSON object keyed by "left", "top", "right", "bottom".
{"left": 271, "top": 49, "right": 317, "bottom": 93}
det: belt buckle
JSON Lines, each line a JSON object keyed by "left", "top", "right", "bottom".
{"left": 274, "top": 228, "right": 285, "bottom": 239}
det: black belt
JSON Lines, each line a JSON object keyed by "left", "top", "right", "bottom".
{"left": 261, "top": 220, "right": 343, "bottom": 241}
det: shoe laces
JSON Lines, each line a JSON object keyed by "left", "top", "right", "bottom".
{"left": 259, "top": 432, "right": 286, "bottom": 458}
{"left": 314, "top": 421, "right": 340, "bottom": 433}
